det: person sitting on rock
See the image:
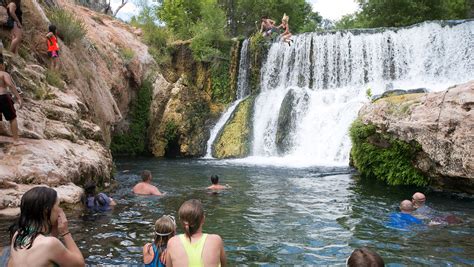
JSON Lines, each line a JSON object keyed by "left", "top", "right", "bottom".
{"left": 277, "top": 13, "right": 293, "bottom": 45}
{"left": 143, "top": 215, "right": 176, "bottom": 267}
{"left": 206, "top": 175, "right": 228, "bottom": 191}
{"left": 386, "top": 200, "right": 422, "bottom": 230}
{"left": 8, "top": 187, "right": 85, "bottom": 266}
{"left": 133, "top": 170, "right": 165, "bottom": 196}
{"left": 81, "top": 181, "right": 116, "bottom": 212}
{"left": 412, "top": 192, "right": 434, "bottom": 219}
{"left": 346, "top": 247, "right": 384, "bottom": 267}
{"left": 0, "top": 54, "right": 23, "bottom": 145}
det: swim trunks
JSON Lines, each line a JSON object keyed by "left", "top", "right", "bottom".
{"left": 0, "top": 93, "right": 16, "bottom": 121}
{"left": 47, "top": 50, "right": 59, "bottom": 58}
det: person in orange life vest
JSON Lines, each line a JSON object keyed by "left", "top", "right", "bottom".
{"left": 46, "top": 25, "right": 60, "bottom": 70}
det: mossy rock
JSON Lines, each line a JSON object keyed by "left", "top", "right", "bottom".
{"left": 212, "top": 97, "right": 255, "bottom": 158}
{"left": 276, "top": 89, "right": 309, "bottom": 155}
{"left": 349, "top": 119, "right": 429, "bottom": 186}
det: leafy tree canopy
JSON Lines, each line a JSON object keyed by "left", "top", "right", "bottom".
{"left": 336, "top": 0, "right": 471, "bottom": 29}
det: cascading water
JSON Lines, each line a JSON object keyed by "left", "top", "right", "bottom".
{"left": 248, "top": 20, "right": 474, "bottom": 167}
{"left": 205, "top": 39, "right": 250, "bottom": 158}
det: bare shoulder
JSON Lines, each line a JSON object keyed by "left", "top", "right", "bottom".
{"left": 207, "top": 234, "right": 223, "bottom": 244}
{"left": 167, "top": 235, "right": 180, "bottom": 247}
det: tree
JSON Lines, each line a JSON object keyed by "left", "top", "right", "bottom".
{"left": 336, "top": 0, "right": 471, "bottom": 30}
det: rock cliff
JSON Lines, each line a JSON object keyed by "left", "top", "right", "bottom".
{"left": 353, "top": 81, "right": 474, "bottom": 193}
{"left": 0, "top": 0, "right": 155, "bottom": 215}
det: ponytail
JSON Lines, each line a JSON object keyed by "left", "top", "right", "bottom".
{"left": 178, "top": 200, "right": 204, "bottom": 242}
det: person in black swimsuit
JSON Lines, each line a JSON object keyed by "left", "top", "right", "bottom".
{"left": 0, "top": 54, "right": 23, "bottom": 145}
{"left": 7, "top": 0, "right": 22, "bottom": 54}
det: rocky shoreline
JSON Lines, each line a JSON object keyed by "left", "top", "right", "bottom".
{"left": 352, "top": 81, "right": 474, "bottom": 193}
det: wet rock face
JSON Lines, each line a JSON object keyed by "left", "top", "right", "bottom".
{"left": 358, "top": 81, "right": 474, "bottom": 193}
{"left": 275, "top": 89, "right": 310, "bottom": 155}
{"left": 148, "top": 75, "right": 211, "bottom": 157}
{"left": 212, "top": 97, "right": 254, "bottom": 159}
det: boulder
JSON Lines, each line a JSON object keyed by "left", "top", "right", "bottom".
{"left": 275, "top": 89, "right": 309, "bottom": 155}
{"left": 212, "top": 97, "right": 255, "bottom": 158}
{"left": 357, "top": 81, "right": 474, "bottom": 193}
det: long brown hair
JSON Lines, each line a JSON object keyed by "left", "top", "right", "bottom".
{"left": 148, "top": 215, "right": 176, "bottom": 257}
{"left": 178, "top": 199, "right": 204, "bottom": 241}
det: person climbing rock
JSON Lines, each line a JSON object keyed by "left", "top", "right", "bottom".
{"left": 46, "top": 24, "right": 60, "bottom": 70}
{"left": 6, "top": 0, "right": 22, "bottom": 55}
{"left": 0, "top": 53, "right": 23, "bottom": 145}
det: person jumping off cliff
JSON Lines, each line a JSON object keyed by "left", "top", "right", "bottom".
{"left": 0, "top": 53, "right": 23, "bottom": 145}
{"left": 260, "top": 16, "right": 278, "bottom": 38}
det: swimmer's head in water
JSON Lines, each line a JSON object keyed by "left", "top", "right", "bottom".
{"left": 141, "top": 170, "right": 152, "bottom": 182}
{"left": 400, "top": 200, "right": 414, "bottom": 213}
{"left": 211, "top": 175, "right": 219, "bottom": 185}
{"left": 10, "top": 187, "right": 58, "bottom": 249}
{"left": 153, "top": 215, "right": 176, "bottom": 247}
{"left": 347, "top": 247, "right": 384, "bottom": 267}
{"left": 179, "top": 199, "right": 205, "bottom": 241}
{"left": 412, "top": 192, "right": 426, "bottom": 207}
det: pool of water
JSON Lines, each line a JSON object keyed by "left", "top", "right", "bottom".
{"left": 1, "top": 158, "right": 474, "bottom": 265}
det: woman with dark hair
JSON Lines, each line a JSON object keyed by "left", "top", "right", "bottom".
{"left": 8, "top": 187, "right": 84, "bottom": 266}
{"left": 81, "top": 181, "right": 116, "bottom": 212}
{"left": 6, "top": 0, "right": 22, "bottom": 54}
{"left": 166, "top": 199, "right": 226, "bottom": 267}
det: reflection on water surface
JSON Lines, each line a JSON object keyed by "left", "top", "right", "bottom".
{"left": 1, "top": 158, "right": 473, "bottom": 265}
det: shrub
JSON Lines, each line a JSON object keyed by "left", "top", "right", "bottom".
{"left": 349, "top": 119, "right": 428, "bottom": 186}
{"left": 111, "top": 79, "right": 153, "bottom": 155}
{"left": 47, "top": 8, "right": 86, "bottom": 45}
{"left": 119, "top": 47, "right": 135, "bottom": 64}
{"left": 45, "top": 69, "right": 63, "bottom": 89}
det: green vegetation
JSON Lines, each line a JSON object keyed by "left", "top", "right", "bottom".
{"left": 45, "top": 69, "right": 64, "bottom": 90}
{"left": 349, "top": 119, "right": 428, "bottom": 186}
{"left": 47, "top": 8, "right": 86, "bottom": 45}
{"left": 34, "top": 85, "right": 55, "bottom": 100}
{"left": 335, "top": 0, "right": 471, "bottom": 29}
{"left": 211, "top": 61, "right": 233, "bottom": 104}
{"left": 365, "top": 88, "right": 372, "bottom": 100}
{"left": 248, "top": 33, "right": 268, "bottom": 94}
{"left": 163, "top": 120, "right": 178, "bottom": 148}
{"left": 119, "top": 47, "right": 135, "bottom": 64}
{"left": 111, "top": 79, "right": 153, "bottom": 155}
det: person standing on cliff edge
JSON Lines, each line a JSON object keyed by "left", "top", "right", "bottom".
{"left": 0, "top": 53, "right": 24, "bottom": 145}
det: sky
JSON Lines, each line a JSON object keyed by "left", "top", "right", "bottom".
{"left": 112, "top": 0, "right": 360, "bottom": 22}
{"left": 308, "top": 0, "right": 359, "bottom": 20}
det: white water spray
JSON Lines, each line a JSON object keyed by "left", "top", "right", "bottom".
{"left": 205, "top": 39, "right": 251, "bottom": 158}
{"left": 248, "top": 21, "right": 474, "bottom": 167}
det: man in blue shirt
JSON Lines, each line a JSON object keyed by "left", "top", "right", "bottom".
{"left": 387, "top": 200, "right": 422, "bottom": 230}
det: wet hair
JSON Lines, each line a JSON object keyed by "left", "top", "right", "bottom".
{"left": 178, "top": 199, "right": 204, "bottom": 242}
{"left": 210, "top": 175, "right": 219, "bottom": 185}
{"left": 9, "top": 187, "right": 58, "bottom": 250}
{"left": 142, "top": 170, "right": 152, "bottom": 182}
{"left": 149, "top": 215, "right": 176, "bottom": 258}
{"left": 48, "top": 24, "right": 57, "bottom": 35}
{"left": 81, "top": 181, "right": 106, "bottom": 208}
{"left": 347, "top": 247, "right": 384, "bottom": 267}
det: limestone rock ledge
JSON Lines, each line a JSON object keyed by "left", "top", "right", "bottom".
{"left": 357, "top": 81, "right": 474, "bottom": 193}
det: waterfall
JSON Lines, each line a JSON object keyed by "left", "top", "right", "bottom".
{"left": 205, "top": 39, "right": 250, "bottom": 158}
{"left": 249, "top": 20, "right": 474, "bottom": 166}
